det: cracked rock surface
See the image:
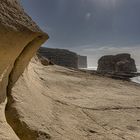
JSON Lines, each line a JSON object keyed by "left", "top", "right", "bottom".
{"left": 6, "top": 57, "right": 140, "bottom": 140}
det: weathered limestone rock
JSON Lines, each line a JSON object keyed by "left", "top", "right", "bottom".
{"left": 0, "top": 0, "right": 48, "bottom": 139}
{"left": 6, "top": 56, "right": 140, "bottom": 140}
{"left": 38, "top": 47, "right": 78, "bottom": 68}
{"left": 36, "top": 53, "right": 54, "bottom": 66}
{"left": 78, "top": 55, "right": 87, "bottom": 68}
{"left": 1, "top": 1, "right": 140, "bottom": 140}
{"left": 97, "top": 53, "right": 137, "bottom": 73}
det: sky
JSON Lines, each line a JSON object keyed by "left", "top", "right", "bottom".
{"left": 21, "top": 0, "right": 140, "bottom": 67}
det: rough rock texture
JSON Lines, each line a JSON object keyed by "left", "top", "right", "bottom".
{"left": 36, "top": 53, "right": 54, "bottom": 66}
{"left": 78, "top": 55, "right": 87, "bottom": 68}
{"left": 38, "top": 47, "right": 78, "bottom": 68}
{"left": 97, "top": 53, "right": 137, "bottom": 73}
{"left": 6, "top": 57, "right": 140, "bottom": 140}
{"left": 1, "top": 1, "right": 140, "bottom": 140}
{"left": 0, "top": 0, "right": 48, "bottom": 139}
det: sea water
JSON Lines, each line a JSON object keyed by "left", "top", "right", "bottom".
{"left": 131, "top": 67, "right": 140, "bottom": 84}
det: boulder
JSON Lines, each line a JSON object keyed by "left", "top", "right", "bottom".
{"left": 97, "top": 53, "right": 137, "bottom": 73}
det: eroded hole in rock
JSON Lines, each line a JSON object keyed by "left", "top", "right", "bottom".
{"left": 88, "top": 129, "right": 98, "bottom": 134}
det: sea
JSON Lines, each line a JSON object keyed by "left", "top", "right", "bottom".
{"left": 131, "top": 67, "right": 140, "bottom": 84}
{"left": 83, "top": 66, "right": 140, "bottom": 84}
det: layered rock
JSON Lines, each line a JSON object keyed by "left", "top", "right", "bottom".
{"left": 36, "top": 53, "right": 54, "bottom": 66}
{"left": 1, "top": 1, "right": 140, "bottom": 140}
{"left": 6, "top": 56, "right": 140, "bottom": 140}
{"left": 97, "top": 53, "right": 137, "bottom": 73}
{"left": 38, "top": 47, "right": 78, "bottom": 68}
{"left": 78, "top": 55, "right": 87, "bottom": 68}
{"left": 0, "top": 0, "right": 48, "bottom": 139}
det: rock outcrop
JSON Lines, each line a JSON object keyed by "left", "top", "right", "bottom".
{"left": 97, "top": 53, "right": 137, "bottom": 73}
{"left": 5, "top": 56, "right": 140, "bottom": 140}
{"left": 36, "top": 53, "right": 54, "bottom": 66}
{"left": 78, "top": 55, "right": 87, "bottom": 68}
{"left": 1, "top": 1, "right": 140, "bottom": 140}
{"left": 0, "top": 0, "right": 48, "bottom": 139}
{"left": 38, "top": 47, "right": 78, "bottom": 68}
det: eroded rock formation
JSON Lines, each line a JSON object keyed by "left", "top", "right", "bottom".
{"left": 36, "top": 53, "right": 54, "bottom": 66}
{"left": 0, "top": 0, "right": 48, "bottom": 139}
{"left": 1, "top": 1, "right": 140, "bottom": 140}
{"left": 97, "top": 53, "right": 137, "bottom": 73}
{"left": 6, "top": 56, "right": 140, "bottom": 140}
{"left": 38, "top": 47, "right": 78, "bottom": 68}
{"left": 78, "top": 55, "right": 87, "bottom": 68}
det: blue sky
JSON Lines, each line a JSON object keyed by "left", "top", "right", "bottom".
{"left": 21, "top": 0, "right": 140, "bottom": 67}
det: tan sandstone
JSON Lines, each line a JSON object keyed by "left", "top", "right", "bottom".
{"left": 0, "top": 0, "right": 48, "bottom": 139}
{"left": 6, "top": 57, "right": 140, "bottom": 140}
{"left": 1, "top": 0, "right": 140, "bottom": 140}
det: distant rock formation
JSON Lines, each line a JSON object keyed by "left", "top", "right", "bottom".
{"left": 97, "top": 53, "right": 137, "bottom": 73}
{"left": 38, "top": 47, "right": 78, "bottom": 68}
{"left": 78, "top": 55, "right": 87, "bottom": 68}
{"left": 38, "top": 47, "right": 88, "bottom": 69}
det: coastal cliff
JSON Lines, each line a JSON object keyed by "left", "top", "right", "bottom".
{"left": 0, "top": 0, "right": 48, "bottom": 139}
{"left": 0, "top": 1, "right": 140, "bottom": 140}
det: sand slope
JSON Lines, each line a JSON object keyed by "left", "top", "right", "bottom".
{"left": 6, "top": 57, "right": 140, "bottom": 140}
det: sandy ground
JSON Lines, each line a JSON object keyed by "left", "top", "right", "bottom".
{"left": 6, "top": 58, "right": 140, "bottom": 140}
